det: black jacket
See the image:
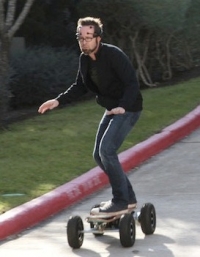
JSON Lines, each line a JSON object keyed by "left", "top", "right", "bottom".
{"left": 56, "top": 43, "right": 143, "bottom": 112}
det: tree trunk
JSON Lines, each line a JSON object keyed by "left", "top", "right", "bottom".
{"left": 0, "top": 0, "right": 35, "bottom": 128}
{"left": 130, "top": 33, "right": 156, "bottom": 87}
{"left": 0, "top": 35, "right": 11, "bottom": 128}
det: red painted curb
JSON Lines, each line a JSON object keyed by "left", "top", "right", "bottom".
{"left": 120, "top": 105, "right": 200, "bottom": 171}
{"left": 0, "top": 167, "right": 108, "bottom": 240}
{"left": 0, "top": 106, "right": 200, "bottom": 240}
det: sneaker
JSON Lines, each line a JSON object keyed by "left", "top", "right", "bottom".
{"left": 128, "top": 199, "right": 137, "bottom": 209}
{"left": 90, "top": 201, "right": 128, "bottom": 217}
{"left": 100, "top": 199, "right": 137, "bottom": 209}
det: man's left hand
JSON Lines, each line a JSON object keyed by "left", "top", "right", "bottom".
{"left": 106, "top": 107, "right": 125, "bottom": 115}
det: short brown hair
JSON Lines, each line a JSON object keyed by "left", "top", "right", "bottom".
{"left": 77, "top": 17, "right": 103, "bottom": 37}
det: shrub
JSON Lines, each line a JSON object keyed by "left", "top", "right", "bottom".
{"left": 10, "top": 46, "right": 79, "bottom": 108}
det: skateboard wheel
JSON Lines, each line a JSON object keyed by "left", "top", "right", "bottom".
{"left": 119, "top": 213, "right": 135, "bottom": 247}
{"left": 140, "top": 203, "right": 156, "bottom": 235}
{"left": 66, "top": 216, "right": 84, "bottom": 249}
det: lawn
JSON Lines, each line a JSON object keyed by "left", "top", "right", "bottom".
{"left": 0, "top": 77, "right": 200, "bottom": 213}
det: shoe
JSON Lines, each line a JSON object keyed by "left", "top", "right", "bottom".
{"left": 100, "top": 199, "right": 137, "bottom": 209}
{"left": 90, "top": 201, "right": 128, "bottom": 217}
{"left": 128, "top": 199, "right": 137, "bottom": 209}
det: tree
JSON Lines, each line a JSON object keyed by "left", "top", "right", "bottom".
{"left": 16, "top": 0, "right": 78, "bottom": 47}
{"left": 0, "top": 0, "right": 35, "bottom": 128}
{"left": 76, "top": 0, "right": 198, "bottom": 86}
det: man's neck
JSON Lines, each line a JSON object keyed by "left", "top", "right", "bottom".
{"left": 89, "top": 41, "right": 101, "bottom": 60}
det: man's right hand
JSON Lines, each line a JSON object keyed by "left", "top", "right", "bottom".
{"left": 38, "top": 99, "right": 59, "bottom": 114}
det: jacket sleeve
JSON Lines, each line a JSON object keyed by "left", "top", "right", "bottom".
{"left": 109, "top": 47, "right": 140, "bottom": 110}
{"left": 55, "top": 64, "right": 88, "bottom": 105}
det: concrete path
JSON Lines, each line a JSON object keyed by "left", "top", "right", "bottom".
{"left": 0, "top": 127, "right": 199, "bottom": 257}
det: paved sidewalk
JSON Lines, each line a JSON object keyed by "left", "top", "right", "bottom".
{"left": 0, "top": 127, "right": 199, "bottom": 257}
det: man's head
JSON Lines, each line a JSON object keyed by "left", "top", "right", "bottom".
{"left": 76, "top": 17, "right": 103, "bottom": 55}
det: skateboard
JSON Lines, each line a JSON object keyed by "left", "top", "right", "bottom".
{"left": 66, "top": 202, "right": 156, "bottom": 249}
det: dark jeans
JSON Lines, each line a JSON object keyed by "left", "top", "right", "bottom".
{"left": 93, "top": 111, "right": 141, "bottom": 207}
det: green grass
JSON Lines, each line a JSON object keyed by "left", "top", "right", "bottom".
{"left": 0, "top": 77, "right": 200, "bottom": 213}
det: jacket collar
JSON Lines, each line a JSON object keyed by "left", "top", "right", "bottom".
{"left": 94, "top": 42, "right": 103, "bottom": 59}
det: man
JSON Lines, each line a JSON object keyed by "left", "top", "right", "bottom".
{"left": 38, "top": 17, "right": 143, "bottom": 217}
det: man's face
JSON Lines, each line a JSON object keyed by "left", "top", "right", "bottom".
{"left": 77, "top": 25, "right": 101, "bottom": 55}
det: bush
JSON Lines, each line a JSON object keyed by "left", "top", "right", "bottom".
{"left": 76, "top": 0, "right": 200, "bottom": 86}
{"left": 9, "top": 46, "right": 79, "bottom": 108}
